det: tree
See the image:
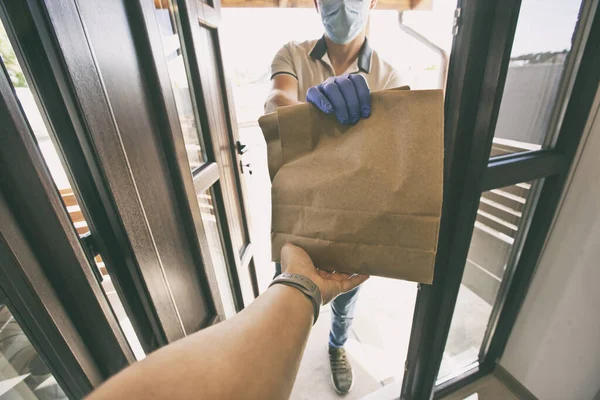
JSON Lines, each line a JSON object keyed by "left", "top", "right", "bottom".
{"left": 0, "top": 24, "right": 27, "bottom": 88}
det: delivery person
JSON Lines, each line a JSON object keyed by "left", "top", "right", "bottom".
{"left": 265, "top": 0, "right": 405, "bottom": 394}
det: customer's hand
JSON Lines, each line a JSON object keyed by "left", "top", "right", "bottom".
{"left": 281, "top": 243, "right": 369, "bottom": 305}
{"left": 306, "top": 74, "right": 371, "bottom": 125}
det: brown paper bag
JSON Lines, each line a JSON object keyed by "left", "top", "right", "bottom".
{"left": 259, "top": 89, "right": 443, "bottom": 283}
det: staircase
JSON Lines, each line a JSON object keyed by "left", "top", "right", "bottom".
{"left": 463, "top": 141, "right": 534, "bottom": 305}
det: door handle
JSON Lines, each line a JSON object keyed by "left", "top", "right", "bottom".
{"left": 236, "top": 141, "right": 248, "bottom": 155}
{"left": 80, "top": 232, "right": 104, "bottom": 283}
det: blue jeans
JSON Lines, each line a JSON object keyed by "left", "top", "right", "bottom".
{"left": 274, "top": 263, "right": 360, "bottom": 348}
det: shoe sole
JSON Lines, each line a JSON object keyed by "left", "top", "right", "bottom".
{"left": 330, "top": 368, "right": 355, "bottom": 395}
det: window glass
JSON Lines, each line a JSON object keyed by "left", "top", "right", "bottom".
{"left": 154, "top": 0, "right": 206, "bottom": 171}
{"left": 438, "top": 181, "right": 541, "bottom": 382}
{"left": 197, "top": 187, "right": 237, "bottom": 319}
{"left": 491, "top": 0, "right": 583, "bottom": 157}
{"left": 0, "top": 304, "right": 67, "bottom": 400}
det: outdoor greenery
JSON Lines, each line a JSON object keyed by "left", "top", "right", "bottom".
{"left": 0, "top": 23, "right": 27, "bottom": 87}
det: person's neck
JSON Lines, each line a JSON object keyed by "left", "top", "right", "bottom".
{"left": 324, "top": 33, "right": 366, "bottom": 76}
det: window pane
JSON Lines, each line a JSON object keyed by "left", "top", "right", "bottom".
{"left": 0, "top": 304, "right": 67, "bottom": 399}
{"left": 0, "top": 21, "right": 144, "bottom": 360}
{"left": 154, "top": 0, "right": 206, "bottom": 171}
{"left": 491, "top": 0, "right": 583, "bottom": 157}
{"left": 197, "top": 187, "right": 236, "bottom": 319}
{"left": 437, "top": 181, "right": 541, "bottom": 381}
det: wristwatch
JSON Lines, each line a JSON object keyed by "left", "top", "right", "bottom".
{"left": 269, "top": 273, "right": 321, "bottom": 324}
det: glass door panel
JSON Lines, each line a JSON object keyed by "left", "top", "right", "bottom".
{"left": 154, "top": 0, "right": 207, "bottom": 171}
{"left": 490, "top": 0, "right": 584, "bottom": 157}
{"left": 197, "top": 187, "right": 237, "bottom": 319}
{"left": 151, "top": 0, "right": 255, "bottom": 314}
{"left": 437, "top": 180, "right": 543, "bottom": 382}
{"left": 0, "top": 304, "right": 67, "bottom": 400}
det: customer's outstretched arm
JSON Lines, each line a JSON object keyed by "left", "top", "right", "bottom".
{"left": 87, "top": 244, "right": 368, "bottom": 400}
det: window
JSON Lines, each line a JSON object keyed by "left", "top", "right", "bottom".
{"left": 0, "top": 304, "right": 67, "bottom": 400}
{"left": 197, "top": 187, "right": 237, "bottom": 318}
{"left": 438, "top": 180, "right": 543, "bottom": 382}
{"left": 154, "top": 0, "right": 207, "bottom": 171}
{"left": 490, "top": 0, "right": 584, "bottom": 157}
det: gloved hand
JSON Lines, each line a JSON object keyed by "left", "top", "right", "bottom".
{"left": 306, "top": 74, "right": 371, "bottom": 124}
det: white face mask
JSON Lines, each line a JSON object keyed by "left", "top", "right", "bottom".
{"left": 318, "top": 0, "right": 370, "bottom": 44}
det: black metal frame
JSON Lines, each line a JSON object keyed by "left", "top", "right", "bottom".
{"left": 483, "top": 0, "right": 600, "bottom": 367}
{"left": 402, "top": 0, "right": 600, "bottom": 398}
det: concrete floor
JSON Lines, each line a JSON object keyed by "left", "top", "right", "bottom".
{"left": 290, "top": 277, "right": 418, "bottom": 400}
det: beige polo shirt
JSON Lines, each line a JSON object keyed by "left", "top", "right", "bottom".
{"left": 269, "top": 36, "right": 405, "bottom": 106}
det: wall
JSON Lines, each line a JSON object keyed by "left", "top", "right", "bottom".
{"left": 499, "top": 88, "right": 600, "bottom": 400}
{"left": 495, "top": 64, "right": 564, "bottom": 145}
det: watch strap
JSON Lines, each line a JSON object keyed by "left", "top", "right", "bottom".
{"left": 269, "top": 273, "right": 321, "bottom": 324}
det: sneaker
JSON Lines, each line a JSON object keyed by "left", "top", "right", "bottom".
{"left": 328, "top": 346, "right": 354, "bottom": 394}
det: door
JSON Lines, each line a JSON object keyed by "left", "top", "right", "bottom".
{"left": 1, "top": 0, "right": 257, "bottom": 360}
{"left": 150, "top": 0, "right": 259, "bottom": 309}
{"left": 1, "top": 0, "right": 259, "bottom": 393}
{"left": 62, "top": 0, "right": 258, "bottom": 325}
{"left": 138, "top": 0, "right": 259, "bottom": 312}
{"left": 401, "top": 0, "right": 600, "bottom": 398}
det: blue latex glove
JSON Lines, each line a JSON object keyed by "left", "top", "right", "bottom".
{"left": 306, "top": 74, "right": 371, "bottom": 124}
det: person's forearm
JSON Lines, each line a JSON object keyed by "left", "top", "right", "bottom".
{"left": 88, "top": 284, "right": 314, "bottom": 400}
{"left": 265, "top": 89, "right": 302, "bottom": 113}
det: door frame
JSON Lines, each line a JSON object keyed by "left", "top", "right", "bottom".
{"left": 0, "top": 57, "right": 134, "bottom": 388}
{"left": 175, "top": 0, "right": 260, "bottom": 307}
{"left": 401, "top": 0, "right": 600, "bottom": 398}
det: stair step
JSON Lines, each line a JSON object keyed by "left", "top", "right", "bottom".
{"left": 479, "top": 197, "right": 522, "bottom": 229}
{"left": 463, "top": 259, "right": 502, "bottom": 305}
{"left": 466, "top": 224, "right": 512, "bottom": 278}
{"left": 476, "top": 210, "right": 518, "bottom": 238}
{"left": 481, "top": 190, "right": 525, "bottom": 212}
{"left": 498, "top": 183, "right": 530, "bottom": 198}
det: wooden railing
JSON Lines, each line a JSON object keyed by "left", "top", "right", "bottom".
{"left": 59, "top": 188, "right": 107, "bottom": 277}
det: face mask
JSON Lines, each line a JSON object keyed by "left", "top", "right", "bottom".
{"left": 318, "top": 0, "right": 370, "bottom": 45}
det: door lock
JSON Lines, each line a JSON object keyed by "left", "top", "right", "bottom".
{"left": 240, "top": 161, "right": 252, "bottom": 175}
{"left": 80, "top": 232, "right": 103, "bottom": 283}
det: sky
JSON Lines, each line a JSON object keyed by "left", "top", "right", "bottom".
{"left": 510, "top": 0, "right": 582, "bottom": 56}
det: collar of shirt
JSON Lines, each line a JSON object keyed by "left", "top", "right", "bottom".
{"left": 308, "top": 35, "right": 373, "bottom": 75}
